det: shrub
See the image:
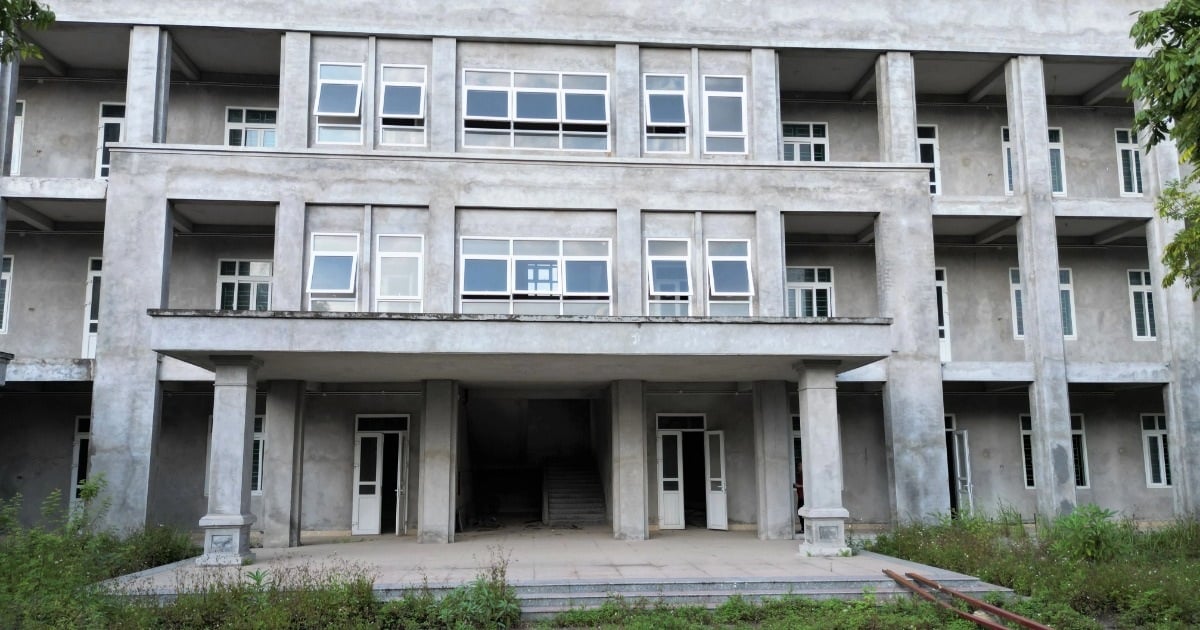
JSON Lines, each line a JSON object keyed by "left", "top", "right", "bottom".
{"left": 1046, "top": 504, "right": 1133, "bottom": 563}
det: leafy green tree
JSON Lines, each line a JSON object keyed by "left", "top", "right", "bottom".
{"left": 1127, "top": 0, "right": 1200, "bottom": 297}
{"left": 0, "top": 0, "right": 54, "bottom": 62}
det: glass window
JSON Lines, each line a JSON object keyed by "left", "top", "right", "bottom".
{"left": 96, "top": 102, "right": 125, "bottom": 179}
{"left": 706, "top": 239, "right": 752, "bottom": 316}
{"left": 1059, "top": 268, "right": 1076, "bottom": 339}
{"left": 1048, "top": 128, "right": 1066, "bottom": 195}
{"left": 782, "top": 123, "right": 828, "bottom": 162}
{"left": 917, "top": 124, "right": 939, "bottom": 194}
{"left": 375, "top": 235, "right": 423, "bottom": 313}
{"left": 1141, "top": 413, "right": 1171, "bottom": 487}
{"left": 226, "top": 107, "right": 277, "bottom": 148}
{"left": 461, "top": 237, "right": 610, "bottom": 314}
{"left": 644, "top": 74, "right": 688, "bottom": 154}
{"left": 786, "top": 267, "right": 834, "bottom": 317}
{"left": 307, "top": 233, "right": 359, "bottom": 311}
{"left": 314, "top": 63, "right": 364, "bottom": 145}
{"left": 217, "top": 259, "right": 272, "bottom": 311}
{"left": 0, "top": 256, "right": 11, "bottom": 333}
{"left": 1010, "top": 268, "right": 1024, "bottom": 338}
{"left": 1116, "top": 128, "right": 1144, "bottom": 196}
{"left": 463, "top": 69, "right": 609, "bottom": 151}
{"left": 647, "top": 239, "right": 691, "bottom": 316}
{"left": 379, "top": 65, "right": 427, "bottom": 147}
{"left": 1019, "top": 415, "right": 1035, "bottom": 488}
{"left": 702, "top": 76, "right": 746, "bottom": 154}
{"left": 1128, "top": 269, "right": 1157, "bottom": 339}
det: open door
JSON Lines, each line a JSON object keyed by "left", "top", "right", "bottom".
{"left": 657, "top": 430, "right": 684, "bottom": 529}
{"left": 953, "top": 429, "right": 974, "bottom": 513}
{"left": 704, "top": 430, "right": 728, "bottom": 530}
{"left": 352, "top": 432, "right": 383, "bottom": 535}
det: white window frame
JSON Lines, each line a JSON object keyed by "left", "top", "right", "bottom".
{"left": 782, "top": 122, "right": 829, "bottom": 162}
{"left": 1128, "top": 269, "right": 1157, "bottom": 340}
{"left": 375, "top": 234, "right": 424, "bottom": 312}
{"left": 1049, "top": 127, "right": 1066, "bottom": 196}
{"left": 786, "top": 266, "right": 835, "bottom": 318}
{"left": 1001, "top": 127, "right": 1014, "bottom": 195}
{"left": 1141, "top": 413, "right": 1171, "bottom": 488}
{"left": 10, "top": 100, "right": 23, "bottom": 175}
{"left": 314, "top": 63, "right": 364, "bottom": 145}
{"left": 70, "top": 416, "right": 90, "bottom": 509}
{"left": 1115, "top": 128, "right": 1144, "bottom": 196}
{"left": 1019, "top": 414, "right": 1035, "bottom": 488}
{"left": 917, "top": 124, "right": 940, "bottom": 195}
{"left": 701, "top": 75, "right": 747, "bottom": 155}
{"left": 251, "top": 416, "right": 265, "bottom": 495}
{"left": 643, "top": 73, "right": 689, "bottom": 154}
{"left": 82, "top": 258, "right": 102, "bottom": 359}
{"left": 459, "top": 237, "right": 612, "bottom": 315}
{"left": 705, "top": 239, "right": 753, "bottom": 316}
{"left": 217, "top": 259, "right": 273, "bottom": 311}
{"left": 378, "top": 64, "right": 427, "bottom": 147}
{"left": 95, "top": 102, "right": 125, "bottom": 179}
{"left": 461, "top": 69, "right": 610, "bottom": 151}
{"left": 1071, "top": 413, "right": 1089, "bottom": 488}
{"left": 1059, "top": 268, "right": 1076, "bottom": 340}
{"left": 306, "top": 233, "right": 360, "bottom": 311}
{"left": 225, "top": 106, "right": 278, "bottom": 148}
{"left": 1009, "top": 268, "right": 1024, "bottom": 339}
{"left": 647, "top": 238, "right": 692, "bottom": 316}
{"left": 935, "top": 268, "right": 951, "bottom": 362}
{"left": 0, "top": 255, "right": 11, "bottom": 334}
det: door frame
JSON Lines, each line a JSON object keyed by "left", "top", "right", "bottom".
{"left": 351, "top": 414, "right": 410, "bottom": 536}
{"left": 655, "top": 413, "right": 725, "bottom": 531}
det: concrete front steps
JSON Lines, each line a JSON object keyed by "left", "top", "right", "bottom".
{"left": 376, "top": 575, "right": 1012, "bottom": 621}
{"left": 543, "top": 462, "right": 606, "bottom": 526}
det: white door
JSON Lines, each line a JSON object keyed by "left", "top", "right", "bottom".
{"left": 657, "top": 430, "right": 684, "bottom": 530}
{"left": 704, "top": 430, "right": 728, "bottom": 530}
{"left": 352, "top": 432, "right": 383, "bottom": 535}
{"left": 395, "top": 432, "right": 408, "bottom": 535}
{"left": 82, "top": 259, "right": 101, "bottom": 359}
{"left": 953, "top": 429, "right": 974, "bottom": 513}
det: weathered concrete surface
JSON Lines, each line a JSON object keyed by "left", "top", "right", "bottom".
{"left": 795, "top": 362, "right": 850, "bottom": 556}
{"left": 611, "top": 380, "right": 647, "bottom": 540}
{"left": 417, "top": 380, "right": 458, "bottom": 543}
{"left": 196, "top": 356, "right": 259, "bottom": 565}
{"left": 262, "top": 380, "right": 305, "bottom": 548}
{"left": 752, "top": 381, "right": 793, "bottom": 540}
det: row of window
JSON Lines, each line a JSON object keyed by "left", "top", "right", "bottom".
{"left": 1018, "top": 413, "right": 1172, "bottom": 490}
{"left": 1008, "top": 267, "right": 1158, "bottom": 341}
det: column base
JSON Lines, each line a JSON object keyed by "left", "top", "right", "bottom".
{"left": 197, "top": 513, "right": 256, "bottom": 566}
{"left": 796, "top": 514, "right": 850, "bottom": 557}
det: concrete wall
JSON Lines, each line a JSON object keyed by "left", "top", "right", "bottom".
{"left": 591, "top": 395, "right": 613, "bottom": 522}
{"left": 1060, "top": 246, "right": 1161, "bottom": 364}
{"left": 147, "top": 392, "right": 212, "bottom": 529}
{"left": 783, "top": 244, "right": 878, "bottom": 318}
{"left": 919, "top": 105, "right": 1011, "bottom": 197}
{"left": 166, "top": 84, "right": 278, "bottom": 147}
{"left": 1049, "top": 107, "right": 1138, "bottom": 199}
{"left": 944, "top": 392, "right": 1036, "bottom": 518}
{"left": 168, "top": 234, "right": 275, "bottom": 310}
{"left": 0, "top": 233, "right": 103, "bottom": 359}
{"left": 13, "top": 80, "right": 125, "bottom": 179}
{"left": 834, "top": 393, "right": 891, "bottom": 524}
{"left": 778, "top": 102, "right": 878, "bottom": 164}
{"left": 0, "top": 392, "right": 91, "bottom": 525}
{"left": 935, "top": 245, "right": 1025, "bottom": 362}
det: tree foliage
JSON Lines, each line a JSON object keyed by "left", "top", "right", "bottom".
{"left": 1126, "top": 0, "right": 1200, "bottom": 297}
{"left": 0, "top": 0, "right": 54, "bottom": 62}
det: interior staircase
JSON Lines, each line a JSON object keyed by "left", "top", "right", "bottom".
{"left": 543, "top": 461, "right": 607, "bottom": 527}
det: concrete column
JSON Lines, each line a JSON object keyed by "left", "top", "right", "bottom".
{"left": 795, "top": 361, "right": 849, "bottom": 556}
{"left": 1006, "top": 56, "right": 1075, "bottom": 518}
{"left": 1138, "top": 109, "right": 1200, "bottom": 515}
{"left": 614, "top": 44, "right": 640, "bottom": 159}
{"left": 876, "top": 52, "right": 918, "bottom": 163}
{"left": 278, "top": 32, "right": 312, "bottom": 150}
{"left": 611, "top": 380, "right": 647, "bottom": 540}
{"left": 750, "top": 48, "right": 781, "bottom": 161}
{"left": 753, "top": 381, "right": 793, "bottom": 540}
{"left": 197, "top": 356, "right": 261, "bottom": 565}
{"left": 124, "top": 26, "right": 171, "bottom": 144}
{"left": 755, "top": 206, "right": 784, "bottom": 316}
{"left": 0, "top": 59, "right": 17, "bottom": 358}
{"left": 615, "top": 205, "right": 642, "bottom": 316}
{"left": 429, "top": 37, "right": 457, "bottom": 152}
{"left": 272, "top": 194, "right": 306, "bottom": 311}
{"left": 262, "top": 380, "right": 305, "bottom": 548}
{"left": 91, "top": 167, "right": 172, "bottom": 531}
{"left": 875, "top": 175, "right": 948, "bottom": 522}
{"left": 418, "top": 380, "right": 459, "bottom": 543}
{"left": 425, "top": 195, "right": 455, "bottom": 313}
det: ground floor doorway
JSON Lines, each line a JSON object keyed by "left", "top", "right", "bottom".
{"left": 944, "top": 414, "right": 973, "bottom": 515}
{"left": 352, "top": 415, "right": 409, "bottom": 536}
{"left": 656, "top": 414, "right": 727, "bottom": 531}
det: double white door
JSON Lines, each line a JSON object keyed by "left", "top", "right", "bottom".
{"left": 656, "top": 430, "right": 727, "bottom": 531}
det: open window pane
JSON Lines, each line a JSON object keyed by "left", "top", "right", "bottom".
{"left": 648, "top": 94, "right": 685, "bottom": 123}
{"left": 516, "top": 92, "right": 557, "bottom": 120}
{"left": 514, "top": 260, "right": 560, "bottom": 293}
{"left": 711, "top": 260, "right": 750, "bottom": 294}
{"left": 565, "top": 93, "right": 605, "bottom": 121}
{"left": 310, "top": 256, "right": 355, "bottom": 291}
{"left": 464, "top": 259, "right": 508, "bottom": 292}
{"left": 467, "top": 90, "right": 509, "bottom": 118}
{"left": 317, "top": 84, "right": 361, "bottom": 116}
{"left": 382, "top": 85, "right": 422, "bottom": 116}
{"left": 651, "top": 260, "right": 690, "bottom": 294}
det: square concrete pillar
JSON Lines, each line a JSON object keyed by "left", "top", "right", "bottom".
{"left": 429, "top": 37, "right": 457, "bottom": 152}
{"left": 1006, "top": 56, "right": 1075, "bottom": 517}
{"left": 424, "top": 197, "right": 455, "bottom": 313}
{"left": 198, "top": 356, "right": 262, "bottom": 566}
{"left": 750, "top": 48, "right": 781, "bottom": 161}
{"left": 795, "top": 361, "right": 849, "bottom": 556}
{"left": 1137, "top": 105, "right": 1200, "bottom": 515}
{"left": 278, "top": 32, "right": 312, "bottom": 150}
{"left": 418, "top": 380, "right": 459, "bottom": 543}
{"left": 0, "top": 59, "right": 20, "bottom": 178}
{"left": 614, "top": 44, "right": 640, "bottom": 159}
{"left": 614, "top": 206, "right": 643, "bottom": 316}
{"left": 752, "top": 381, "right": 793, "bottom": 540}
{"left": 876, "top": 52, "right": 917, "bottom": 163}
{"left": 755, "top": 206, "right": 784, "bottom": 317}
{"left": 124, "top": 26, "right": 171, "bottom": 144}
{"left": 262, "top": 380, "right": 305, "bottom": 548}
{"left": 611, "top": 380, "right": 647, "bottom": 540}
{"left": 271, "top": 195, "right": 305, "bottom": 311}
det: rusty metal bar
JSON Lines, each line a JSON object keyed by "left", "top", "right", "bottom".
{"left": 882, "top": 569, "right": 1010, "bottom": 630}
{"left": 906, "top": 572, "right": 1053, "bottom": 630}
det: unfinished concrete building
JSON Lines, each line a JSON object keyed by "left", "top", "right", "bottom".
{"left": 1, "top": 0, "right": 1196, "bottom": 564}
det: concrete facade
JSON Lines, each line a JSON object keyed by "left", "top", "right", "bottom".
{"left": 0, "top": 1, "right": 1194, "bottom": 564}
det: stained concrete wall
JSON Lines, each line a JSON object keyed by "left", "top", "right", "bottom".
{"left": 943, "top": 393, "right": 1036, "bottom": 518}
{"left": 832, "top": 393, "right": 891, "bottom": 525}
{"left": 1048, "top": 108, "right": 1138, "bottom": 199}
{"left": 919, "top": 105, "right": 1011, "bottom": 197}
{"left": 0, "top": 392, "right": 91, "bottom": 525}
{"left": 1059, "top": 246, "right": 1161, "bottom": 364}
{"left": 12, "top": 80, "right": 126, "bottom": 179}
{"left": 934, "top": 245, "right": 1025, "bottom": 362}
{"left": 0, "top": 233, "right": 104, "bottom": 359}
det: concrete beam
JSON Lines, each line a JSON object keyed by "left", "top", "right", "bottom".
{"left": 6, "top": 199, "right": 55, "bottom": 231}
{"left": 973, "top": 217, "right": 1019, "bottom": 244}
{"left": 965, "top": 62, "right": 1007, "bottom": 103}
{"left": 169, "top": 203, "right": 194, "bottom": 234}
{"left": 847, "top": 65, "right": 875, "bottom": 101}
{"left": 1082, "top": 68, "right": 1129, "bottom": 106}
{"left": 18, "top": 30, "right": 66, "bottom": 76}
{"left": 854, "top": 224, "right": 875, "bottom": 244}
{"left": 170, "top": 39, "right": 201, "bottom": 81}
{"left": 1092, "top": 219, "right": 1147, "bottom": 245}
